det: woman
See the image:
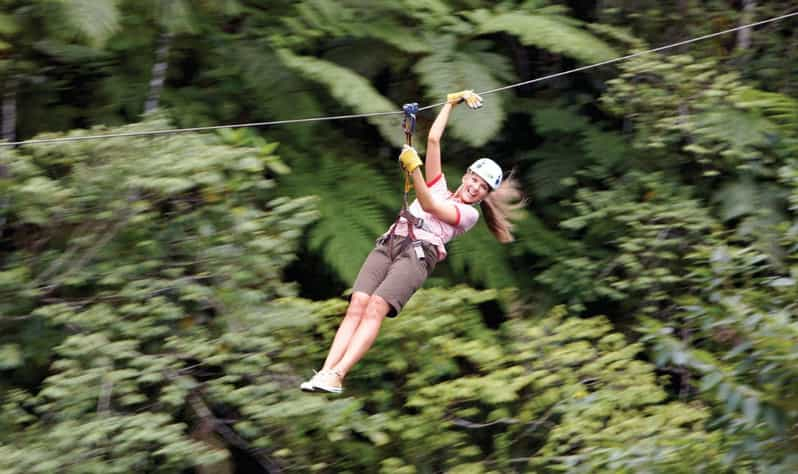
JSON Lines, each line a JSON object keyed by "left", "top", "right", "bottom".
{"left": 301, "top": 90, "right": 520, "bottom": 393}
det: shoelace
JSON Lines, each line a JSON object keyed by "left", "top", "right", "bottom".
{"left": 313, "top": 369, "right": 343, "bottom": 383}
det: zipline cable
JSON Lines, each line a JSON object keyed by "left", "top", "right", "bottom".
{"left": 2, "top": 10, "right": 796, "bottom": 147}
{"left": 423, "top": 9, "right": 798, "bottom": 110}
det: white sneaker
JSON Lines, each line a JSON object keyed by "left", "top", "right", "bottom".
{"left": 300, "top": 370, "right": 320, "bottom": 392}
{"left": 300, "top": 369, "right": 343, "bottom": 394}
{"left": 313, "top": 369, "right": 344, "bottom": 394}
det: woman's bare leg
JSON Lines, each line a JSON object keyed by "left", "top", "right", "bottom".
{"left": 320, "top": 291, "right": 370, "bottom": 371}
{"left": 332, "top": 295, "right": 390, "bottom": 378}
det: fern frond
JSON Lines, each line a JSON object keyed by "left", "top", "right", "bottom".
{"left": 712, "top": 178, "right": 786, "bottom": 224}
{"left": 512, "top": 213, "right": 572, "bottom": 259}
{"left": 60, "top": 0, "right": 120, "bottom": 47}
{"left": 526, "top": 144, "right": 586, "bottom": 200}
{"left": 397, "top": 0, "right": 451, "bottom": 19}
{"left": 470, "top": 10, "right": 618, "bottom": 64}
{"left": 158, "top": 0, "right": 197, "bottom": 34}
{"left": 290, "top": 0, "right": 430, "bottom": 53}
{"left": 447, "top": 220, "right": 517, "bottom": 290}
{"left": 231, "top": 46, "right": 326, "bottom": 127}
{"left": 582, "top": 128, "right": 631, "bottom": 168}
{"left": 736, "top": 88, "right": 798, "bottom": 154}
{"left": 737, "top": 89, "right": 798, "bottom": 127}
{"left": 527, "top": 105, "right": 634, "bottom": 198}
{"left": 692, "top": 107, "right": 776, "bottom": 153}
{"left": 532, "top": 106, "right": 591, "bottom": 134}
{"left": 415, "top": 37, "right": 513, "bottom": 147}
{"left": 277, "top": 49, "right": 403, "bottom": 147}
{"left": 281, "top": 153, "right": 396, "bottom": 283}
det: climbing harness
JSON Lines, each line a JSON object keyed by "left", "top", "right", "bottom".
{"left": 385, "top": 103, "right": 428, "bottom": 261}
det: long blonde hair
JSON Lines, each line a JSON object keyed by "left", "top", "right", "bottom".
{"left": 480, "top": 171, "right": 524, "bottom": 243}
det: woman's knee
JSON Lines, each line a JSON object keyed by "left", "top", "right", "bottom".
{"left": 364, "top": 295, "right": 391, "bottom": 321}
{"left": 345, "top": 292, "right": 370, "bottom": 320}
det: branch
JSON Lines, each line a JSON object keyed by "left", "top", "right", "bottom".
{"left": 186, "top": 388, "right": 282, "bottom": 474}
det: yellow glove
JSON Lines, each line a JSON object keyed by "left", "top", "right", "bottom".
{"left": 398, "top": 145, "right": 422, "bottom": 174}
{"left": 446, "top": 90, "right": 483, "bottom": 109}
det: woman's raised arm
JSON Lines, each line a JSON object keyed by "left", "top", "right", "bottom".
{"left": 424, "top": 103, "right": 454, "bottom": 183}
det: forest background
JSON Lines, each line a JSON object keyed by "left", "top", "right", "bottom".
{"left": 1, "top": 1, "right": 798, "bottom": 473}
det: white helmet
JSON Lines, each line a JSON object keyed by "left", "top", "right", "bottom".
{"left": 468, "top": 158, "right": 503, "bottom": 190}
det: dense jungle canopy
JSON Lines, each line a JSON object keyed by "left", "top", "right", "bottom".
{"left": 1, "top": 1, "right": 798, "bottom": 473}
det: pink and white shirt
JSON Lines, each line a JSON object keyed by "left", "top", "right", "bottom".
{"left": 383, "top": 174, "right": 480, "bottom": 261}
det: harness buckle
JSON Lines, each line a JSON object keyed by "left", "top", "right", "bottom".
{"left": 413, "top": 240, "right": 425, "bottom": 260}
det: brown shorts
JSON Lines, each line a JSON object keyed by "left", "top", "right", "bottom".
{"left": 352, "top": 236, "right": 438, "bottom": 317}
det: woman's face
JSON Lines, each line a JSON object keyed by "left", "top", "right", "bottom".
{"left": 458, "top": 171, "right": 491, "bottom": 204}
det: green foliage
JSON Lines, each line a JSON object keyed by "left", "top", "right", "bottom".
{"left": 541, "top": 171, "right": 718, "bottom": 311}
{"left": 277, "top": 49, "right": 404, "bottom": 147}
{"left": 525, "top": 103, "right": 635, "bottom": 201}
{"left": 637, "top": 228, "right": 798, "bottom": 470}
{"left": 284, "top": 0, "right": 432, "bottom": 54}
{"left": 60, "top": 0, "right": 121, "bottom": 47}
{"left": 0, "top": 118, "right": 320, "bottom": 471}
{"left": 469, "top": 6, "right": 618, "bottom": 64}
{"left": 392, "top": 302, "right": 722, "bottom": 473}
{"left": 414, "top": 36, "right": 515, "bottom": 147}
{"left": 280, "top": 151, "right": 396, "bottom": 284}
{"left": 4, "top": 1, "right": 798, "bottom": 472}
{"left": 602, "top": 54, "right": 793, "bottom": 174}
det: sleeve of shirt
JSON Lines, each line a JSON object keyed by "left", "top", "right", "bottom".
{"left": 427, "top": 173, "right": 448, "bottom": 197}
{"left": 453, "top": 203, "right": 480, "bottom": 232}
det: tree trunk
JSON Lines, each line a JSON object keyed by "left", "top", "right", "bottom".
{"left": 144, "top": 32, "right": 172, "bottom": 114}
{"left": 737, "top": 0, "right": 755, "bottom": 51}
{"left": 2, "top": 76, "right": 17, "bottom": 143}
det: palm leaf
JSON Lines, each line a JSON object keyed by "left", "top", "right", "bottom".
{"left": 470, "top": 10, "right": 618, "bottom": 64}
{"left": 276, "top": 49, "right": 404, "bottom": 147}
{"left": 415, "top": 38, "right": 513, "bottom": 147}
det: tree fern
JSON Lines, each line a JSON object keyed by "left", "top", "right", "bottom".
{"left": 512, "top": 212, "right": 572, "bottom": 259}
{"left": 414, "top": 37, "right": 514, "bottom": 147}
{"left": 280, "top": 153, "right": 397, "bottom": 284}
{"left": 525, "top": 105, "right": 635, "bottom": 200}
{"left": 276, "top": 49, "right": 404, "bottom": 147}
{"left": 526, "top": 143, "right": 585, "bottom": 200}
{"left": 232, "top": 45, "right": 326, "bottom": 129}
{"left": 447, "top": 219, "right": 517, "bottom": 290}
{"left": 469, "top": 9, "right": 618, "bottom": 64}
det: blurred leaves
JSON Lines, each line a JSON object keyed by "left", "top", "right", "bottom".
{"left": 3, "top": 0, "right": 798, "bottom": 472}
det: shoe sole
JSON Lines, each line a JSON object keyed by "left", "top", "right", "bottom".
{"left": 312, "top": 384, "right": 343, "bottom": 394}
